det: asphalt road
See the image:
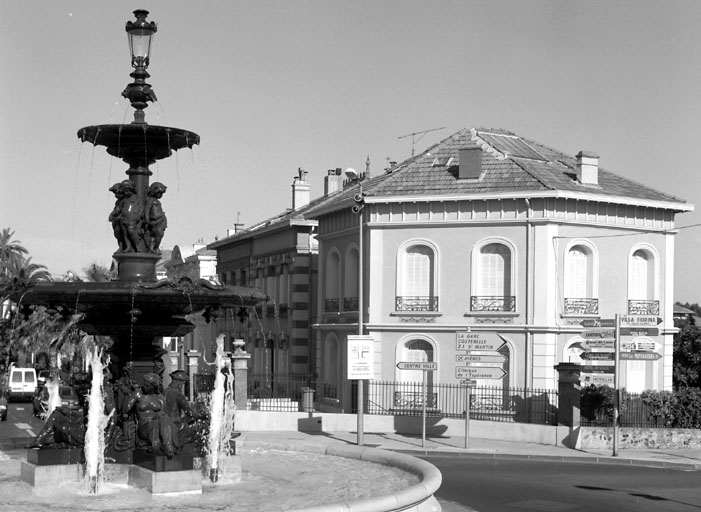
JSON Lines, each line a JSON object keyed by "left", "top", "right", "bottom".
{"left": 0, "top": 401, "right": 43, "bottom": 443}
{"left": 421, "top": 454, "right": 701, "bottom": 512}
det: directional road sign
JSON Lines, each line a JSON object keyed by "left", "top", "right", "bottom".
{"left": 455, "top": 366, "right": 506, "bottom": 380}
{"left": 579, "top": 352, "right": 615, "bottom": 361}
{"left": 582, "top": 329, "right": 616, "bottom": 340}
{"left": 580, "top": 318, "right": 615, "bottom": 328}
{"left": 456, "top": 332, "right": 505, "bottom": 352}
{"left": 396, "top": 362, "right": 437, "bottom": 371}
{"left": 456, "top": 353, "right": 507, "bottom": 364}
{"left": 582, "top": 373, "right": 614, "bottom": 385}
{"left": 620, "top": 327, "right": 659, "bottom": 337}
{"left": 620, "top": 315, "right": 662, "bottom": 327}
{"left": 581, "top": 338, "right": 615, "bottom": 349}
{"left": 619, "top": 352, "right": 662, "bottom": 361}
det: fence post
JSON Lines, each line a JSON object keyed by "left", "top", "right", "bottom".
{"left": 231, "top": 341, "right": 251, "bottom": 410}
{"left": 554, "top": 363, "right": 582, "bottom": 429}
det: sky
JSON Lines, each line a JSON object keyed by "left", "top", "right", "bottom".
{"left": 1, "top": 1, "right": 700, "bottom": 302}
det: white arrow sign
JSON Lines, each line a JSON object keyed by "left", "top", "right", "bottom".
{"left": 455, "top": 366, "right": 506, "bottom": 380}
{"left": 396, "top": 362, "right": 437, "bottom": 371}
{"left": 456, "top": 354, "right": 507, "bottom": 364}
{"left": 456, "top": 332, "right": 505, "bottom": 352}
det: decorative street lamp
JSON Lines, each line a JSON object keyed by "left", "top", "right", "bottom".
{"left": 345, "top": 168, "right": 366, "bottom": 445}
{"left": 123, "top": 9, "right": 158, "bottom": 124}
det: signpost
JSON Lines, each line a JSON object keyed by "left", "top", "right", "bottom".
{"left": 620, "top": 315, "right": 662, "bottom": 327}
{"left": 348, "top": 335, "right": 374, "bottom": 447}
{"left": 579, "top": 352, "right": 615, "bottom": 361}
{"left": 456, "top": 332, "right": 505, "bottom": 352}
{"left": 581, "top": 338, "right": 615, "bottom": 349}
{"left": 396, "top": 361, "right": 437, "bottom": 447}
{"left": 455, "top": 331, "right": 508, "bottom": 449}
{"left": 619, "top": 352, "right": 662, "bottom": 361}
{"left": 456, "top": 354, "right": 506, "bottom": 364}
{"left": 455, "top": 366, "right": 506, "bottom": 380}
{"left": 580, "top": 318, "right": 615, "bottom": 328}
{"left": 619, "top": 327, "right": 659, "bottom": 337}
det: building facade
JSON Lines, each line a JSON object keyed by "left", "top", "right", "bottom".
{"left": 306, "top": 128, "right": 692, "bottom": 410}
{"left": 207, "top": 169, "right": 325, "bottom": 381}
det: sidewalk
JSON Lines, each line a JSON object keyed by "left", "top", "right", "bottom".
{"left": 3, "top": 429, "right": 701, "bottom": 470}
{"left": 239, "top": 430, "right": 701, "bottom": 471}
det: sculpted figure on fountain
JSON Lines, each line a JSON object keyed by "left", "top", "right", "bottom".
{"left": 145, "top": 182, "right": 168, "bottom": 253}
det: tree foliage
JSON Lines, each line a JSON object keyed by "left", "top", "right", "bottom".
{"left": 673, "top": 317, "right": 701, "bottom": 389}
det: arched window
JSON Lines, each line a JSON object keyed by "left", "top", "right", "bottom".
{"left": 344, "top": 247, "right": 359, "bottom": 311}
{"left": 564, "top": 242, "right": 598, "bottom": 315}
{"left": 395, "top": 338, "right": 436, "bottom": 409}
{"left": 471, "top": 241, "right": 515, "bottom": 311}
{"left": 628, "top": 247, "right": 659, "bottom": 315}
{"left": 396, "top": 242, "right": 438, "bottom": 311}
{"left": 325, "top": 250, "right": 341, "bottom": 312}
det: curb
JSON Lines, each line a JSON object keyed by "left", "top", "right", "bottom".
{"left": 386, "top": 447, "right": 701, "bottom": 470}
{"left": 243, "top": 438, "right": 442, "bottom": 512}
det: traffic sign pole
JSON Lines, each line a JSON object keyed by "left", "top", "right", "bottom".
{"left": 422, "top": 369, "right": 427, "bottom": 448}
{"left": 613, "top": 314, "right": 620, "bottom": 457}
{"left": 464, "top": 383, "right": 471, "bottom": 449}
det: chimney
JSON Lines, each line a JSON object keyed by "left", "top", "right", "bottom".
{"left": 324, "top": 168, "right": 344, "bottom": 196}
{"left": 226, "top": 223, "right": 245, "bottom": 237}
{"left": 576, "top": 151, "right": 599, "bottom": 185}
{"left": 458, "top": 147, "right": 483, "bottom": 179}
{"left": 292, "top": 167, "right": 311, "bottom": 209}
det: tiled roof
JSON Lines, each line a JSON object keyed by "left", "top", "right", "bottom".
{"left": 305, "top": 127, "right": 688, "bottom": 218}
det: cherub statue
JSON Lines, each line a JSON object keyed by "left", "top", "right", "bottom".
{"left": 116, "top": 180, "right": 144, "bottom": 252}
{"left": 145, "top": 182, "right": 167, "bottom": 253}
{"left": 108, "top": 182, "right": 128, "bottom": 253}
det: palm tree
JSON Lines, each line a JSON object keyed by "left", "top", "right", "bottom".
{"left": 4, "top": 256, "right": 52, "bottom": 292}
{"left": 82, "top": 262, "right": 115, "bottom": 282}
{"left": 0, "top": 228, "right": 28, "bottom": 282}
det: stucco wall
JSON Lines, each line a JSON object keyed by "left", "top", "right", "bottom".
{"left": 578, "top": 426, "right": 701, "bottom": 450}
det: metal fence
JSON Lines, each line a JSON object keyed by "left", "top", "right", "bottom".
{"left": 366, "top": 381, "right": 558, "bottom": 425}
{"left": 580, "top": 392, "right": 666, "bottom": 428}
{"left": 193, "top": 373, "right": 558, "bottom": 424}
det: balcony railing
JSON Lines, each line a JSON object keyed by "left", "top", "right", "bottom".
{"left": 324, "top": 298, "right": 340, "bottom": 313}
{"left": 395, "top": 296, "right": 439, "bottom": 312}
{"left": 471, "top": 295, "right": 516, "bottom": 312}
{"left": 343, "top": 297, "right": 358, "bottom": 311}
{"left": 628, "top": 300, "right": 660, "bottom": 316}
{"left": 564, "top": 298, "right": 599, "bottom": 315}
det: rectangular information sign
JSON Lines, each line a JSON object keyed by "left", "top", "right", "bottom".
{"left": 456, "top": 332, "right": 505, "bottom": 352}
{"left": 347, "top": 335, "right": 374, "bottom": 380}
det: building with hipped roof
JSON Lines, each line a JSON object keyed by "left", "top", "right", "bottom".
{"left": 304, "top": 127, "right": 692, "bottom": 411}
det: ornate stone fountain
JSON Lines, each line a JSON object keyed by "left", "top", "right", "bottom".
{"left": 8, "top": 9, "right": 264, "bottom": 494}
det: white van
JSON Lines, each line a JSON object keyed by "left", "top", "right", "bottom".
{"left": 7, "top": 367, "right": 37, "bottom": 401}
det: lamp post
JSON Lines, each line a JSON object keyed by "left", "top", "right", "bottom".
{"left": 345, "top": 168, "right": 366, "bottom": 445}
{"left": 123, "top": 9, "right": 158, "bottom": 124}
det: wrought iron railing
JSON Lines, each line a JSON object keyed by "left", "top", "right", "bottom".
{"left": 324, "top": 298, "right": 340, "bottom": 313}
{"left": 343, "top": 296, "right": 359, "bottom": 311}
{"left": 366, "top": 381, "right": 558, "bottom": 425}
{"left": 564, "top": 297, "right": 599, "bottom": 315}
{"left": 395, "top": 296, "right": 439, "bottom": 312}
{"left": 470, "top": 295, "right": 516, "bottom": 312}
{"left": 581, "top": 391, "right": 665, "bottom": 428}
{"left": 627, "top": 300, "right": 660, "bottom": 316}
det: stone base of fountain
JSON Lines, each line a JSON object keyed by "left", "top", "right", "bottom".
{"left": 20, "top": 460, "right": 83, "bottom": 490}
{"left": 128, "top": 465, "right": 202, "bottom": 494}
{"left": 26, "top": 447, "right": 83, "bottom": 465}
{"left": 105, "top": 446, "right": 133, "bottom": 464}
{"left": 133, "top": 451, "right": 194, "bottom": 471}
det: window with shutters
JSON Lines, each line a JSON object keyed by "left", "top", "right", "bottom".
{"left": 396, "top": 241, "right": 438, "bottom": 312}
{"left": 563, "top": 242, "right": 598, "bottom": 315}
{"left": 325, "top": 249, "right": 341, "bottom": 312}
{"left": 627, "top": 246, "right": 659, "bottom": 315}
{"left": 344, "top": 246, "right": 359, "bottom": 311}
{"left": 471, "top": 241, "right": 515, "bottom": 312}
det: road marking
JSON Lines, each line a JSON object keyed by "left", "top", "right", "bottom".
{"left": 15, "top": 422, "right": 36, "bottom": 436}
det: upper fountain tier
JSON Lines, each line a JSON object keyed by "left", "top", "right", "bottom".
{"left": 78, "top": 124, "right": 200, "bottom": 164}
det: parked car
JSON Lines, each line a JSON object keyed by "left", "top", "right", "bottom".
{"left": 32, "top": 385, "right": 80, "bottom": 418}
{"left": 0, "top": 390, "right": 7, "bottom": 421}
{"left": 7, "top": 366, "right": 37, "bottom": 402}
{"left": 36, "top": 370, "right": 50, "bottom": 388}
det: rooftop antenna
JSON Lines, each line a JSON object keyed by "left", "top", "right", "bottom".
{"left": 398, "top": 126, "right": 446, "bottom": 157}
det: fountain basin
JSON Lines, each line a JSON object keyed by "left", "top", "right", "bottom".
{"left": 78, "top": 124, "right": 200, "bottom": 162}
